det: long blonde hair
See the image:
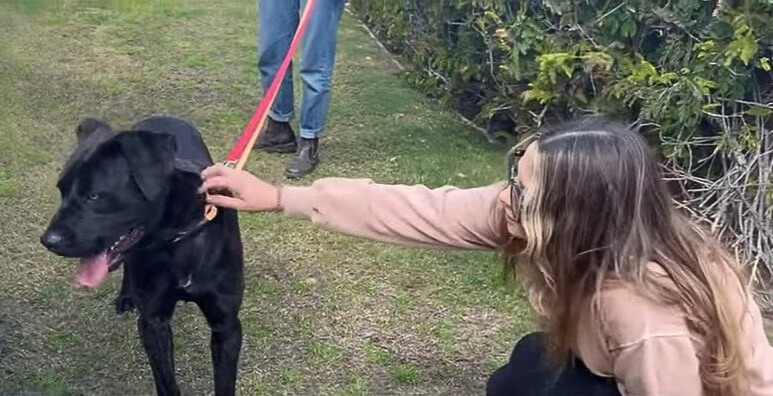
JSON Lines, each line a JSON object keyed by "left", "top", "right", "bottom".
{"left": 504, "top": 117, "right": 750, "bottom": 395}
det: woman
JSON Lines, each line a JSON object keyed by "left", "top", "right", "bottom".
{"left": 200, "top": 117, "right": 773, "bottom": 395}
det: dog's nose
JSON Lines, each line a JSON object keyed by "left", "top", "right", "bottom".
{"left": 41, "top": 230, "right": 65, "bottom": 251}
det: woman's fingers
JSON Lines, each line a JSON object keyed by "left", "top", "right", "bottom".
{"left": 205, "top": 193, "right": 245, "bottom": 210}
{"left": 199, "top": 165, "right": 276, "bottom": 212}
{"left": 199, "top": 175, "right": 234, "bottom": 194}
{"left": 200, "top": 165, "right": 227, "bottom": 193}
{"left": 201, "top": 164, "right": 230, "bottom": 178}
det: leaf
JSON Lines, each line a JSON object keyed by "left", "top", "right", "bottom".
{"left": 560, "top": 63, "right": 574, "bottom": 78}
{"left": 521, "top": 88, "right": 556, "bottom": 105}
{"left": 726, "top": 18, "right": 759, "bottom": 66}
{"left": 484, "top": 10, "right": 500, "bottom": 22}
{"left": 654, "top": 72, "right": 677, "bottom": 85}
{"left": 761, "top": 57, "right": 771, "bottom": 72}
{"left": 723, "top": 54, "right": 735, "bottom": 68}
{"left": 584, "top": 51, "right": 614, "bottom": 72}
{"left": 694, "top": 77, "right": 716, "bottom": 95}
{"left": 621, "top": 19, "right": 637, "bottom": 38}
{"left": 695, "top": 40, "right": 717, "bottom": 60}
{"left": 740, "top": 34, "right": 758, "bottom": 65}
{"left": 607, "top": 17, "right": 619, "bottom": 34}
{"left": 741, "top": 126, "right": 760, "bottom": 150}
{"left": 746, "top": 106, "right": 773, "bottom": 117}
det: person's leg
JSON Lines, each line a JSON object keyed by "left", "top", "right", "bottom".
{"left": 255, "top": 0, "right": 300, "bottom": 153}
{"left": 285, "top": 0, "right": 346, "bottom": 178}
{"left": 486, "top": 332, "right": 621, "bottom": 396}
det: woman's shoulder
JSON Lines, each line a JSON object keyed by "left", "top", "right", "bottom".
{"left": 575, "top": 266, "right": 696, "bottom": 377}
{"left": 594, "top": 264, "right": 696, "bottom": 349}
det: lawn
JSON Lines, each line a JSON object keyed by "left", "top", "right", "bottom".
{"left": 0, "top": 1, "right": 535, "bottom": 394}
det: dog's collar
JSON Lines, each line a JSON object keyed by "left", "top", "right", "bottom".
{"left": 127, "top": 218, "right": 208, "bottom": 294}
{"left": 165, "top": 217, "right": 210, "bottom": 245}
{"left": 135, "top": 215, "right": 210, "bottom": 252}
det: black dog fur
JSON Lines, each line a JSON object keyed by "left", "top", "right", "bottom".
{"left": 41, "top": 116, "right": 244, "bottom": 396}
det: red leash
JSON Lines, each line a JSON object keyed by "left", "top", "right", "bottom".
{"left": 204, "top": 0, "right": 318, "bottom": 220}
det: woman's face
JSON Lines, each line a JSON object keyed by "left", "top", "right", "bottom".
{"left": 498, "top": 141, "right": 536, "bottom": 235}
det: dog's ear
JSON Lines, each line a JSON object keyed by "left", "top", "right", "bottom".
{"left": 76, "top": 118, "right": 112, "bottom": 144}
{"left": 115, "top": 131, "right": 177, "bottom": 201}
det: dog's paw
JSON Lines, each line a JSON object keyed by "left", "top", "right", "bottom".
{"left": 114, "top": 295, "right": 136, "bottom": 315}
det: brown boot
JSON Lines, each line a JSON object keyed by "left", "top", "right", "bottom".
{"left": 254, "top": 118, "right": 297, "bottom": 153}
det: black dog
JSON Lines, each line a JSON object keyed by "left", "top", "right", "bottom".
{"left": 40, "top": 116, "right": 244, "bottom": 396}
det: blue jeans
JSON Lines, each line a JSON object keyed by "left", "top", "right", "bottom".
{"left": 258, "top": 0, "right": 345, "bottom": 139}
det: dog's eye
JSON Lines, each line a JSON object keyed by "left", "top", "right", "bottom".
{"left": 86, "top": 193, "right": 101, "bottom": 201}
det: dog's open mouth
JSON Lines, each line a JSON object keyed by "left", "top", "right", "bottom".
{"left": 77, "top": 228, "right": 144, "bottom": 288}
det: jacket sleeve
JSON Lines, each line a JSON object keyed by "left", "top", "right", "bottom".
{"left": 279, "top": 177, "right": 517, "bottom": 250}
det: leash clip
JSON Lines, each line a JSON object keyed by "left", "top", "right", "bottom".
{"left": 204, "top": 204, "right": 218, "bottom": 221}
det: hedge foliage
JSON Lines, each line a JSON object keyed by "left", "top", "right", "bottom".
{"left": 348, "top": 0, "right": 773, "bottom": 304}
{"left": 349, "top": 0, "right": 770, "bottom": 141}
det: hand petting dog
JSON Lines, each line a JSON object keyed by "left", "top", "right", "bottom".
{"left": 200, "top": 164, "right": 281, "bottom": 213}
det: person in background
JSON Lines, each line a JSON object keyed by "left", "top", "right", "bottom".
{"left": 201, "top": 117, "right": 773, "bottom": 395}
{"left": 254, "top": 0, "right": 346, "bottom": 178}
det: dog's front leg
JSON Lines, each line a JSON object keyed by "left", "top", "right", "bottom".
{"left": 199, "top": 300, "right": 243, "bottom": 396}
{"left": 138, "top": 313, "right": 180, "bottom": 396}
{"left": 115, "top": 266, "right": 136, "bottom": 315}
{"left": 211, "top": 317, "right": 242, "bottom": 396}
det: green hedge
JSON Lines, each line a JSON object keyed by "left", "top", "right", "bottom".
{"left": 348, "top": 0, "right": 773, "bottom": 303}
{"left": 349, "top": 0, "right": 771, "bottom": 140}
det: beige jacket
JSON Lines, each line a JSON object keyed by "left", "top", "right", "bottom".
{"left": 280, "top": 178, "right": 773, "bottom": 395}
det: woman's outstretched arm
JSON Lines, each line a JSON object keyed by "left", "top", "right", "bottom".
{"left": 280, "top": 177, "right": 512, "bottom": 250}
{"left": 200, "top": 165, "right": 518, "bottom": 251}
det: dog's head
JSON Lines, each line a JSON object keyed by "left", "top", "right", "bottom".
{"left": 41, "top": 118, "right": 178, "bottom": 288}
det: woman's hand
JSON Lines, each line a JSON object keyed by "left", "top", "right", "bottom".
{"left": 199, "top": 164, "right": 280, "bottom": 212}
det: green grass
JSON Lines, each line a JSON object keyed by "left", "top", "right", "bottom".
{"left": 363, "top": 343, "right": 392, "bottom": 366}
{"left": 308, "top": 340, "right": 345, "bottom": 367}
{"left": 44, "top": 330, "right": 77, "bottom": 352}
{"left": 12, "top": 370, "right": 74, "bottom": 396}
{"left": 391, "top": 364, "right": 421, "bottom": 384}
{"left": 0, "top": 0, "right": 536, "bottom": 394}
{"left": 0, "top": 168, "right": 19, "bottom": 198}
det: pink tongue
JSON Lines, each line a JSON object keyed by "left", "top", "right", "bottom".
{"left": 77, "top": 253, "right": 109, "bottom": 288}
